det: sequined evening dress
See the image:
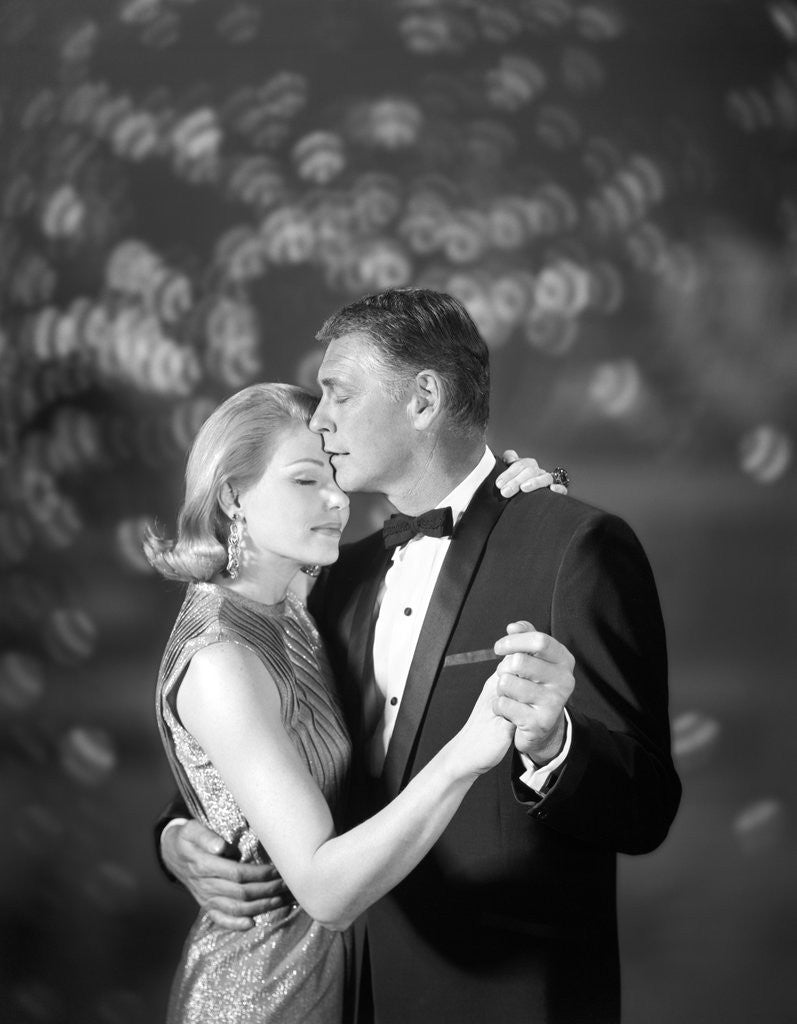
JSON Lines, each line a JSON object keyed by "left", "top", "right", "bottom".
{"left": 156, "top": 582, "right": 353, "bottom": 1024}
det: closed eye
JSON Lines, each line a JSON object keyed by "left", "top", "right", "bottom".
{"left": 295, "top": 479, "right": 317, "bottom": 486}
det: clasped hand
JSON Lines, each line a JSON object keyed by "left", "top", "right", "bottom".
{"left": 492, "top": 620, "right": 575, "bottom": 766}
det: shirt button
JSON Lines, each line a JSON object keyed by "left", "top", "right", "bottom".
{"left": 390, "top": 697, "right": 398, "bottom": 706}
{"left": 404, "top": 607, "right": 412, "bottom": 616}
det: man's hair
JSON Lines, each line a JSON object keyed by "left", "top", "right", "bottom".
{"left": 315, "top": 289, "right": 490, "bottom": 433}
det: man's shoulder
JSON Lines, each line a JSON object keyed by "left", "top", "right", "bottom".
{"left": 503, "top": 487, "right": 619, "bottom": 530}
{"left": 500, "top": 488, "right": 646, "bottom": 564}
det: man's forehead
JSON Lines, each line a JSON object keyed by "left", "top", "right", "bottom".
{"left": 317, "top": 331, "right": 376, "bottom": 382}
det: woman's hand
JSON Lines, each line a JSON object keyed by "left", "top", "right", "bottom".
{"left": 453, "top": 673, "right": 516, "bottom": 776}
{"left": 497, "top": 451, "right": 569, "bottom": 497}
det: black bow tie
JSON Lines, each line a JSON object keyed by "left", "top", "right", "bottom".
{"left": 382, "top": 506, "right": 455, "bottom": 549}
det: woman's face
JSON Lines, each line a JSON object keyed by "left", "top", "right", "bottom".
{"left": 235, "top": 423, "right": 350, "bottom": 571}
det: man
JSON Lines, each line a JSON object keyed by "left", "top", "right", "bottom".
{"left": 160, "top": 289, "right": 681, "bottom": 1022}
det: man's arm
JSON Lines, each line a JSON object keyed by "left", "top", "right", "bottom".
{"left": 495, "top": 513, "right": 681, "bottom": 854}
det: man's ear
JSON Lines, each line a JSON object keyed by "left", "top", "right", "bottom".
{"left": 218, "top": 480, "right": 240, "bottom": 518}
{"left": 408, "top": 370, "right": 443, "bottom": 429}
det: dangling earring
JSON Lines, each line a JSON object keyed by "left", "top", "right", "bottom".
{"left": 300, "top": 564, "right": 321, "bottom": 577}
{"left": 226, "top": 512, "right": 243, "bottom": 580}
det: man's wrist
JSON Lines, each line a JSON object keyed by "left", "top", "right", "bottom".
{"left": 517, "top": 711, "right": 572, "bottom": 795}
{"left": 155, "top": 816, "right": 189, "bottom": 884}
{"left": 523, "top": 716, "right": 567, "bottom": 767}
{"left": 161, "top": 817, "right": 188, "bottom": 842}
{"left": 159, "top": 817, "right": 188, "bottom": 867}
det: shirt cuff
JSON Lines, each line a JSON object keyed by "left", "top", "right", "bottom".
{"left": 518, "top": 711, "right": 572, "bottom": 793}
{"left": 161, "top": 816, "right": 189, "bottom": 840}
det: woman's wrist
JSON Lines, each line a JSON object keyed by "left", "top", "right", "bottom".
{"left": 436, "top": 735, "right": 480, "bottom": 787}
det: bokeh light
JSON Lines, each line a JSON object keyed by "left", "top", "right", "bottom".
{"left": 1, "top": 2, "right": 795, "bottom": 1022}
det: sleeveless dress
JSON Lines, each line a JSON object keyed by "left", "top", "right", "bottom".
{"left": 155, "top": 582, "right": 353, "bottom": 1024}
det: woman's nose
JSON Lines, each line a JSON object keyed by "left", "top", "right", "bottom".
{"left": 327, "top": 485, "right": 349, "bottom": 510}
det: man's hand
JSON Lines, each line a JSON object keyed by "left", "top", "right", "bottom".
{"left": 493, "top": 621, "right": 575, "bottom": 765}
{"left": 161, "top": 820, "right": 291, "bottom": 930}
{"left": 497, "top": 451, "right": 568, "bottom": 497}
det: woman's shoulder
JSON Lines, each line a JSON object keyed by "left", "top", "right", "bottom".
{"left": 177, "top": 631, "right": 284, "bottom": 742}
{"left": 186, "top": 635, "right": 264, "bottom": 674}
{"left": 179, "top": 639, "right": 279, "bottom": 718}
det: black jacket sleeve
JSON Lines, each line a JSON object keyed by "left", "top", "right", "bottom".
{"left": 515, "top": 512, "right": 681, "bottom": 854}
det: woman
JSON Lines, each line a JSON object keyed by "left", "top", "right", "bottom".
{"left": 147, "top": 382, "right": 549, "bottom": 1024}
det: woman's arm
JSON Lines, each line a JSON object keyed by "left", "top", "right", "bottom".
{"left": 177, "top": 642, "right": 512, "bottom": 931}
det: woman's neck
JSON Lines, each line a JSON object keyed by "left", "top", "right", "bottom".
{"left": 214, "top": 551, "right": 299, "bottom": 606}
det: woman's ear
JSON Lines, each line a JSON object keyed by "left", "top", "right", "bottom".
{"left": 218, "top": 480, "right": 240, "bottom": 518}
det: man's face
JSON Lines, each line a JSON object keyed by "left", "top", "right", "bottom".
{"left": 309, "top": 332, "right": 417, "bottom": 496}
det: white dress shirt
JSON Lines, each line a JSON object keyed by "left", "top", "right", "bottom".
{"left": 367, "top": 447, "right": 571, "bottom": 791}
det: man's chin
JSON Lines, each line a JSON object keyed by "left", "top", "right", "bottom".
{"left": 330, "top": 459, "right": 377, "bottom": 494}
{"left": 330, "top": 464, "right": 357, "bottom": 490}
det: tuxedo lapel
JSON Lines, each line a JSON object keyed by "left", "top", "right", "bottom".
{"left": 381, "top": 463, "right": 509, "bottom": 795}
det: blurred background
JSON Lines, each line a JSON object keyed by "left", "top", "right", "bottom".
{"left": 0, "top": 0, "right": 795, "bottom": 1021}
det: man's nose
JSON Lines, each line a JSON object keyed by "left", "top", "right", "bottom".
{"left": 309, "top": 400, "right": 331, "bottom": 434}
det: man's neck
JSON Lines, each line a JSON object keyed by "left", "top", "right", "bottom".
{"left": 385, "top": 436, "right": 487, "bottom": 515}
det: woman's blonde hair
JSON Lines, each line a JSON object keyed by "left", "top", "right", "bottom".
{"left": 144, "top": 383, "right": 318, "bottom": 582}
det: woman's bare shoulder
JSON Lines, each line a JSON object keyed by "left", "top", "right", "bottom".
{"left": 181, "top": 639, "right": 278, "bottom": 707}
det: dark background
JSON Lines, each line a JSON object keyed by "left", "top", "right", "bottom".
{"left": 0, "top": 1, "right": 795, "bottom": 1022}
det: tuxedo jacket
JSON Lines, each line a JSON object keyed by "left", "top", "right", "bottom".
{"left": 309, "top": 462, "right": 681, "bottom": 1024}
